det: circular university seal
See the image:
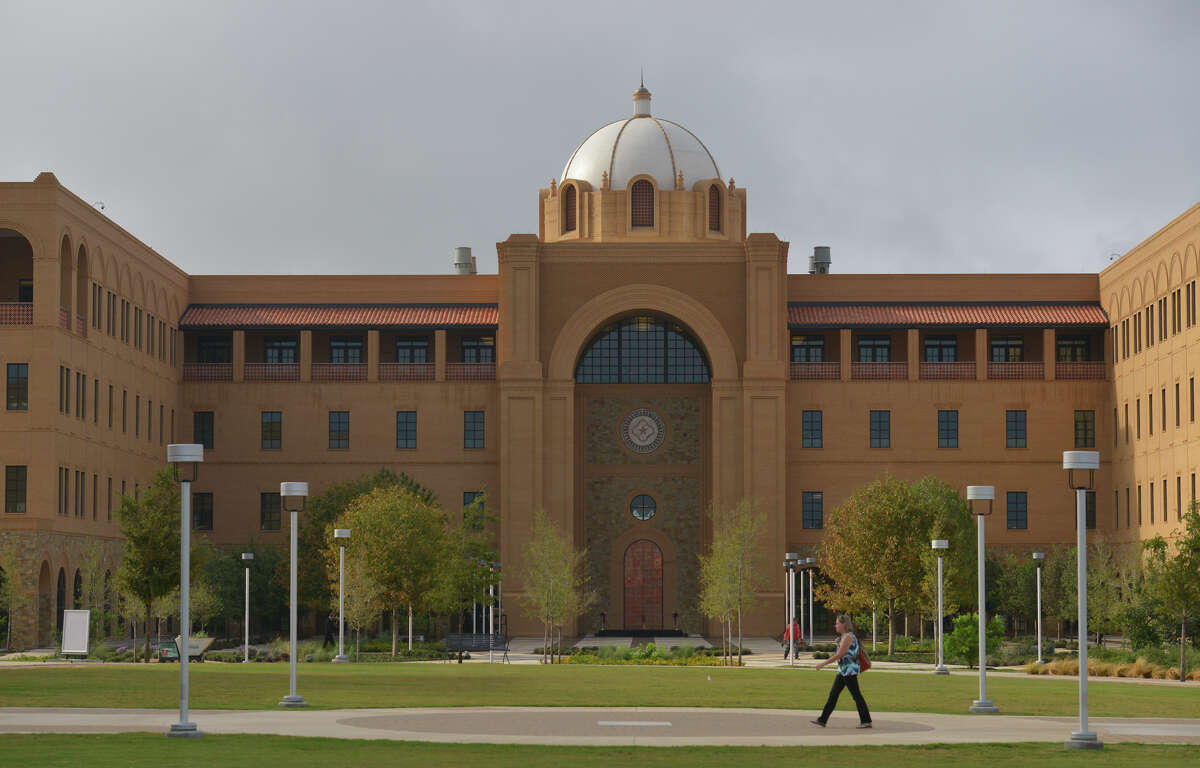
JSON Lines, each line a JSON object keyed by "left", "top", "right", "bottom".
{"left": 621, "top": 407, "right": 666, "bottom": 454}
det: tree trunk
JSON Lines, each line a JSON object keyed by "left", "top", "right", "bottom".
{"left": 355, "top": 628, "right": 360, "bottom": 661}
{"left": 737, "top": 605, "right": 744, "bottom": 666}
{"left": 144, "top": 606, "right": 152, "bottom": 663}
{"left": 390, "top": 608, "right": 398, "bottom": 657}
{"left": 1182, "top": 616, "right": 1188, "bottom": 683}
{"left": 919, "top": 613, "right": 925, "bottom": 643}
{"left": 887, "top": 598, "right": 896, "bottom": 655}
{"left": 408, "top": 604, "right": 413, "bottom": 651}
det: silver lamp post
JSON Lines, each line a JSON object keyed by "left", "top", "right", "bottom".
{"left": 242, "top": 553, "right": 254, "bottom": 664}
{"left": 1063, "top": 450, "right": 1103, "bottom": 750}
{"left": 965, "top": 485, "right": 998, "bottom": 713}
{"left": 932, "top": 539, "right": 949, "bottom": 675}
{"left": 332, "top": 529, "right": 351, "bottom": 663}
{"left": 1032, "top": 552, "right": 1045, "bottom": 665}
{"left": 279, "top": 482, "right": 308, "bottom": 708}
{"left": 784, "top": 553, "right": 798, "bottom": 665}
{"left": 805, "top": 557, "right": 816, "bottom": 646}
{"left": 166, "top": 443, "right": 203, "bottom": 738}
{"left": 488, "top": 564, "right": 495, "bottom": 663}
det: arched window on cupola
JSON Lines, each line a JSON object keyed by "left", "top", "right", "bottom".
{"left": 563, "top": 184, "right": 577, "bottom": 232}
{"left": 631, "top": 180, "right": 654, "bottom": 228}
{"left": 708, "top": 184, "right": 721, "bottom": 232}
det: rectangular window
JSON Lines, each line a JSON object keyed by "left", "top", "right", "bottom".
{"left": 4, "top": 466, "right": 27, "bottom": 514}
{"left": 1114, "top": 490, "right": 1120, "bottom": 529}
{"left": 1006, "top": 491, "right": 1028, "bottom": 530}
{"left": 147, "top": 400, "right": 152, "bottom": 442}
{"left": 1150, "top": 482, "right": 1155, "bottom": 523}
{"left": 108, "top": 385, "right": 113, "bottom": 428}
{"left": 869, "top": 410, "right": 890, "bottom": 448}
{"left": 1137, "top": 485, "right": 1143, "bottom": 525}
{"left": 93, "top": 379, "right": 98, "bottom": 424}
{"left": 801, "top": 410, "right": 822, "bottom": 448}
{"left": 464, "top": 410, "right": 485, "bottom": 449}
{"left": 170, "top": 409, "right": 175, "bottom": 442}
{"left": 990, "top": 335, "right": 1024, "bottom": 362}
{"left": 1136, "top": 398, "right": 1141, "bottom": 439}
{"left": 937, "top": 410, "right": 958, "bottom": 448}
{"left": 159, "top": 404, "right": 163, "bottom": 444}
{"left": 1006, "top": 410, "right": 1027, "bottom": 448}
{"left": 461, "top": 336, "right": 496, "bottom": 364}
{"left": 263, "top": 336, "right": 297, "bottom": 364}
{"left": 463, "top": 491, "right": 484, "bottom": 509}
{"left": 1056, "top": 336, "right": 1089, "bottom": 362}
{"left": 64, "top": 368, "right": 70, "bottom": 414}
{"left": 395, "top": 337, "right": 430, "bottom": 363}
{"left": 1178, "top": 477, "right": 1183, "bottom": 522}
{"left": 1086, "top": 491, "right": 1096, "bottom": 531}
{"left": 193, "top": 411, "right": 214, "bottom": 449}
{"left": 330, "top": 336, "right": 364, "bottom": 364}
{"left": 58, "top": 366, "right": 64, "bottom": 412}
{"left": 135, "top": 395, "right": 140, "bottom": 436}
{"left": 259, "top": 492, "right": 281, "bottom": 531}
{"left": 192, "top": 492, "right": 213, "bottom": 531}
{"left": 790, "top": 335, "right": 825, "bottom": 363}
{"left": 1192, "top": 378, "right": 1196, "bottom": 422}
{"left": 1074, "top": 410, "right": 1095, "bottom": 448}
{"left": 261, "top": 411, "right": 282, "bottom": 450}
{"left": 106, "top": 477, "right": 112, "bottom": 521}
{"left": 328, "top": 411, "right": 350, "bottom": 449}
{"left": 802, "top": 491, "right": 823, "bottom": 529}
{"left": 1162, "top": 387, "right": 1167, "bottom": 431}
{"left": 924, "top": 336, "right": 957, "bottom": 362}
{"left": 1126, "top": 487, "right": 1131, "bottom": 527}
{"left": 1149, "top": 394, "right": 1154, "bottom": 434}
{"left": 92, "top": 474, "right": 97, "bottom": 520}
{"left": 1124, "top": 403, "right": 1129, "bottom": 443}
{"left": 197, "top": 336, "right": 232, "bottom": 363}
{"left": 857, "top": 336, "right": 890, "bottom": 362}
{"left": 5, "top": 364, "right": 28, "bottom": 410}
{"left": 1164, "top": 479, "right": 1168, "bottom": 523}
{"left": 1177, "top": 383, "right": 1181, "bottom": 428}
{"left": 76, "top": 372, "right": 82, "bottom": 417}
{"left": 396, "top": 411, "right": 417, "bottom": 449}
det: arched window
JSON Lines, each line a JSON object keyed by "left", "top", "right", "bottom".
{"left": 630, "top": 180, "right": 654, "bottom": 227}
{"left": 708, "top": 184, "right": 721, "bottom": 232}
{"left": 575, "top": 315, "right": 710, "bottom": 383}
{"left": 73, "top": 569, "right": 82, "bottom": 609}
{"left": 563, "top": 184, "right": 577, "bottom": 232}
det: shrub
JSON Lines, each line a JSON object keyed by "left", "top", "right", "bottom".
{"left": 943, "top": 614, "right": 1005, "bottom": 667}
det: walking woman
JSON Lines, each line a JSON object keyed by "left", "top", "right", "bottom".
{"left": 811, "top": 614, "right": 872, "bottom": 728}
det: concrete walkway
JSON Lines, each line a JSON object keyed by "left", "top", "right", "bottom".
{"left": 0, "top": 706, "right": 1197, "bottom": 746}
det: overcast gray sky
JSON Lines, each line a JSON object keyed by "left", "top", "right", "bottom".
{"left": 2, "top": 1, "right": 1197, "bottom": 277}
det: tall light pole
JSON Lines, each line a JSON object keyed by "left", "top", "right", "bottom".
{"left": 798, "top": 562, "right": 806, "bottom": 647}
{"left": 241, "top": 553, "right": 253, "bottom": 664}
{"left": 932, "top": 539, "right": 949, "bottom": 675}
{"left": 166, "top": 443, "right": 203, "bottom": 738}
{"left": 279, "top": 482, "right": 308, "bottom": 708}
{"left": 494, "top": 561, "right": 503, "bottom": 640}
{"left": 1064, "top": 450, "right": 1103, "bottom": 750}
{"left": 805, "top": 557, "right": 816, "bottom": 646}
{"left": 332, "top": 529, "right": 350, "bottom": 663}
{"left": 966, "top": 485, "right": 998, "bottom": 713}
{"left": 488, "top": 564, "right": 495, "bottom": 663}
{"left": 1032, "top": 552, "right": 1045, "bottom": 665}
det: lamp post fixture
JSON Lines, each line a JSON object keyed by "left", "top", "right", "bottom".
{"left": 1032, "top": 552, "right": 1045, "bottom": 665}
{"left": 784, "top": 553, "right": 798, "bottom": 666}
{"left": 805, "top": 557, "right": 816, "bottom": 646}
{"left": 166, "top": 443, "right": 203, "bottom": 738}
{"left": 932, "top": 539, "right": 949, "bottom": 675}
{"left": 1064, "top": 450, "right": 1103, "bottom": 751}
{"left": 241, "top": 553, "right": 254, "bottom": 664}
{"left": 965, "top": 485, "right": 998, "bottom": 713}
{"left": 279, "top": 482, "right": 308, "bottom": 708}
{"left": 332, "top": 529, "right": 351, "bottom": 663}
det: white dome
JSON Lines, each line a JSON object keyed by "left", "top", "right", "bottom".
{"left": 560, "top": 87, "right": 722, "bottom": 191}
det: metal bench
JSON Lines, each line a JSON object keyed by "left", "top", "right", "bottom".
{"left": 444, "top": 633, "right": 508, "bottom": 663}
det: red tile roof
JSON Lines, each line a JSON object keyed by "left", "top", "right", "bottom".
{"left": 788, "top": 303, "right": 1108, "bottom": 328}
{"left": 180, "top": 304, "right": 498, "bottom": 329}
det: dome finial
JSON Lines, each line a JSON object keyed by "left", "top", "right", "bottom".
{"left": 632, "top": 76, "right": 651, "bottom": 117}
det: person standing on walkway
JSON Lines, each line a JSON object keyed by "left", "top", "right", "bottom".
{"left": 783, "top": 619, "right": 802, "bottom": 659}
{"left": 811, "top": 614, "right": 872, "bottom": 728}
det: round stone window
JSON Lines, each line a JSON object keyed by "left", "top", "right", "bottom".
{"left": 630, "top": 494, "right": 656, "bottom": 521}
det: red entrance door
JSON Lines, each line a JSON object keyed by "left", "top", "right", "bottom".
{"left": 623, "top": 540, "right": 663, "bottom": 630}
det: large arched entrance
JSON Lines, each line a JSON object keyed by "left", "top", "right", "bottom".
{"left": 56, "top": 568, "right": 66, "bottom": 637}
{"left": 573, "top": 313, "right": 711, "bottom": 634}
{"left": 623, "top": 540, "right": 663, "bottom": 630}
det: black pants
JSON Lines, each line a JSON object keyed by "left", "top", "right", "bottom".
{"left": 817, "top": 673, "right": 871, "bottom": 724}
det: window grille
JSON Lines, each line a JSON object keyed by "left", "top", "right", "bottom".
{"left": 708, "top": 185, "right": 721, "bottom": 231}
{"left": 631, "top": 180, "right": 654, "bottom": 227}
{"left": 564, "top": 184, "right": 577, "bottom": 232}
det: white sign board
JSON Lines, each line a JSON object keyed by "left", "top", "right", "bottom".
{"left": 61, "top": 609, "right": 91, "bottom": 655}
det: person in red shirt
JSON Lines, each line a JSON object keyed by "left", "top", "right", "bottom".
{"left": 783, "top": 619, "right": 803, "bottom": 659}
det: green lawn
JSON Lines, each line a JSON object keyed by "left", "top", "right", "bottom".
{"left": 1, "top": 735, "right": 1197, "bottom": 768}
{"left": 0, "top": 663, "right": 1197, "bottom": 717}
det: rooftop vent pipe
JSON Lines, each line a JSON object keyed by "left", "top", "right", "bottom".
{"left": 453, "top": 246, "right": 475, "bottom": 275}
{"left": 809, "top": 246, "right": 831, "bottom": 275}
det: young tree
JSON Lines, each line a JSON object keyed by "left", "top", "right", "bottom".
{"left": 1142, "top": 505, "right": 1200, "bottom": 681}
{"left": 426, "top": 494, "right": 498, "bottom": 633}
{"left": 698, "top": 536, "right": 736, "bottom": 664}
{"left": 114, "top": 469, "right": 208, "bottom": 662}
{"left": 699, "top": 500, "right": 766, "bottom": 665}
{"left": 519, "top": 509, "right": 593, "bottom": 664}
{"left": 299, "top": 469, "right": 435, "bottom": 614}
{"left": 337, "top": 485, "right": 448, "bottom": 654}
{"left": 0, "top": 543, "right": 23, "bottom": 650}
{"left": 341, "top": 552, "right": 383, "bottom": 660}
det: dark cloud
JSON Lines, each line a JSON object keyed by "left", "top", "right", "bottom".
{"left": 2, "top": 0, "right": 1196, "bottom": 276}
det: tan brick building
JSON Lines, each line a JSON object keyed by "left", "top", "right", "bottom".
{"left": 0, "top": 86, "right": 1193, "bottom": 645}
